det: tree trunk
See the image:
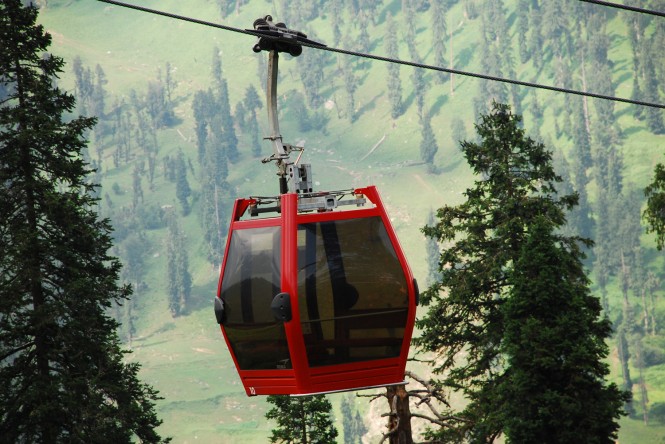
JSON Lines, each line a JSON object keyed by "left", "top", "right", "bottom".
{"left": 385, "top": 385, "right": 413, "bottom": 444}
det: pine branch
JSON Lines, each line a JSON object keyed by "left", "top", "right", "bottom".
{"left": 0, "top": 341, "right": 35, "bottom": 361}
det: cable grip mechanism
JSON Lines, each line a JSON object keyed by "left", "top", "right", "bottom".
{"left": 250, "top": 16, "right": 324, "bottom": 195}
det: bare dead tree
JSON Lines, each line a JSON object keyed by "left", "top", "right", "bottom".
{"left": 358, "top": 371, "right": 470, "bottom": 443}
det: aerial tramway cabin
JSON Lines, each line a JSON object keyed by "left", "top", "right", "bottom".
{"left": 215, "top": 187, "right": 418, "bottom": 396}
{"left": 213, "top": 16, "right": 417, "bottom": 396}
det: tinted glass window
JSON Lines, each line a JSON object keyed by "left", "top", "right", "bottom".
{"left": 219, "top": 227, "right": 291, "bottom": 370}
{"left": 297, "top": 217, "right": 408, "bottom": 367}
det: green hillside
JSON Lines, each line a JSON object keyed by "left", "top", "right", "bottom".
{"left": 37, "top": 0, "right": 665, "bottom": 442}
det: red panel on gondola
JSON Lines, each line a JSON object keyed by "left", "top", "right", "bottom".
{"left": 215, "top": 186, "right": 417, "bottom": 396}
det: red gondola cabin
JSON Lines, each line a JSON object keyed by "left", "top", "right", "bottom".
{"left": 214, "top": 186, "right": 418, "bottom": 396}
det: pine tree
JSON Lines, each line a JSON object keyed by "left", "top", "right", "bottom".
{"left": 644, "top": 162, "right": 665, "bottom": 250}
{"left": 166, "top": 213, "right": 192, "bottom": 317}
{"left": 199, "top": 131, "right": 229, "bottom": 265}
{"left": 431, "top": 1, "right": 447, "bottom": 84}
{"left": 243, "top": 84, "right": 263, "bottom": 156}
{"left": 643, "top": 40, "right": 665, "bottom": 134}
{"left": 528, "top": 6, "right": 543, "bottom": 69}
{"left": 330, "top": 0, "right": 343, "bottom": 46}
{"left": 244, "top": 84, "right": 262, "bottom": 114}
{"left": 384, "top": 13, "right": 403, "bottom": 120}
{"left": 410, "top": 54, "right": 426, "bottom": 121}
{"left": 0, "top": 2, "right": 166, "bottom": 441}
{"left": 340, "top": 395, "right": 354, "bottom": 444}
{"left": 215, "top": 79, "right": 239, "bottom": 163}
{"left": 265, "top": 395, "right": 338, "bottom": 443}
{"left": 357, "top": 14, "right": 371, "bottom": 53}
{"left": 72, "top": 55, "right": 94, "bottom": 115}
{"left": 352, "top": 410, "right": 367, "bottom": 443}
{"left": 211, "top": 46, "right": 223, "bottom": 91}
{"left": 425, "top": 211, "right": 441, "bottom": 286}
{"left": 192, "top": 89, "right": 213, "bottom": 165}
{"left": 341, "top": 53, "right": 358, "bottom": 123}
{"left": 175, "top": 150, "right": 191, "bottom": 216}
{"left": 419, "top": 115, "right": 438, "bottom": 173}
{"left": 500, "top": 216, "right": 627, "bottom": 443}
{"left": 516, "top": 0, "right": 530, "bottom": 63}
{"left": 299, "top": 43, "right": 326, "bottom": 110}
{"left": 416, "top": 103, "right": 625, "bottom": 440}
{"left": 131, "top": 163, "right": 144, "bottom": 210}
{"left": 450, "top": 117, "right": 466, "bottom": 147}
{"left": 91, "top": 64, "right": 108, "bottom": 136}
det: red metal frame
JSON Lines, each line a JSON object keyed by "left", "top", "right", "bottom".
{"left": 216, "top": 186, "right": 416, "bottom": 396}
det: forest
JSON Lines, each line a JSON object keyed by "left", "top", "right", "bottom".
{"left": 2, "top": 0, "right": 665, "bottom": 442}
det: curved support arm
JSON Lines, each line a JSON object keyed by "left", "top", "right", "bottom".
{"left": 267, "top": 50, "right": 286, "bottom": 158}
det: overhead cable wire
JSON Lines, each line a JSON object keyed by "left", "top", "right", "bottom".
{"left": 578, "top": 0, "right": 665, "bottom": 18}
{"left": 96, "top": 0, "right": 665, "bottom": 110}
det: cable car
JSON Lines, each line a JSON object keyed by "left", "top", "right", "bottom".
{"left": 214, "top": 17, "right": 417, "bottom": 396}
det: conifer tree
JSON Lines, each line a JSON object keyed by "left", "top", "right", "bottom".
{"left": 643, "top": 40, "right": 665, "bottom": 135}
{"left": 265, "top": 395, "right": 338, "bottom": 443}
{"left": 644, "top": 161, "right": 665, "bottom": 250}
{"left": 528, "top": 6, "right": 543, "bottom": 69}
{"left": 0, "top": 2, "right": 166, "bottom": 441}
{"left": 352, "top": 410, "right": 367, "bottom": 442}
{"left": 341, "top": 51, "right": 358, "bottom": 123}
{"left": 199, "top": 117, "right": 229, "bottom": 266}
{"left": 425, "top": 211, "right": 441, "bottom": 286}
{"left": 299, "top": 44, "right": 326, "bottom": 110}
{"left": 340, "top": 395, "right": 354, "bottom": 444}
{"left": 516, "top": 0, "right": 530, "bottom": 63}
{"left": 419, "top": 115, "right": 438, "bottom": 173}
{"left": 214, "top": 79, "right": 239, "bottom": 163}
{"left": 175, "top": 150, "right": 191, "bottom": 216}
{"left": 330, "top": 0, "right": 343, "bottom": 46}
{"left": 357, "top": 14, "right": 371, "bottom": 53}
{"left": 384, "top": 13, "right": 403, "bottom": 120}
{"left": 192, "top": 88, "right": 213, "bottom": 165}
{"left": 431, "top": 1, "right": 447, "bottom": 84}
{"left": 166, "top": 212, "right": 192, "bottom": 317}
{"left": 417, "top": 103, "right": 626, "bottom": 441}
{"left": 243, "top": 84, "right": 263, "bottom": 156}
{"left": 500, "top": 216, "right": 627, "bottom": 443}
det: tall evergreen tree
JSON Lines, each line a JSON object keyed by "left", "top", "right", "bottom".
{"left": 265, "top": 395, "right": 338, "bottom": 443}
{"left": 340, "top": 395, "right": 355, "bottom": 444}
{"left": 329, "top": 0, "right": 343, "bottom": 46}
{"left": 214, "top": 79, "right": 239, "bottom": 163}
{"left": 419, "top": 115, "right": 438, "bottom": 173}
{"left": 644, "top": 161, "right": 665, "bottom": 250}
{"left": 352, "top": 410, "right": 367, "bottom": 442}
{"left": 199, "top": 132, "right": 229, "bottom": 265}
{"left": 500, "top": 216, "right": 627, "bottom": 443}
{"left": 131, "top": 163, "right": 144, "bottom": 210}
{"left": 0, "top": 2, "right": 165, "bottom": 441}
{"left": 166, "top": 213, "right": 192, "bottom": 317}
{"left": 425, "top": 210, "right": 441, "bottom": 286}
{"left": 91, "top": 64, "right": 108, "bottom": 136}
{"left": 643, "top": 40, "right": 665, "bottom": 135}
{"left": 174, "top": 150, "right": 191, "bottom": 216}
{"left": 299, "top": 40, "right": 327, "bottom": 110}
{"left": 527, "top": 5, "right": 543, "bottom": 69}
{"left": 384, "top": 13, "right": 403, "bottom": 120}
{"left": 416, "top": 103, "right": 625, "bottom": 441}
{"left": 192, "top": 88, "right": 213, "bottom": 165}
{"left": 431, "top": 1, "right": 447, "bottom": 84}
{"left": 516, "top": 0, "right": 530, "bottom": 63}
{"left": 243, "top": 84, "right": 263, "bottom": 156}
{"left": 341, "top": 52, "right": 358, "bottom": 123}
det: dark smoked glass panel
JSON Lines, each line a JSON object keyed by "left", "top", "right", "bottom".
{"left": 297, "top": 217, "right": 408, "bottom": 367}
{"left": 220, "top": 227, "right": 291, "bottom": 370}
